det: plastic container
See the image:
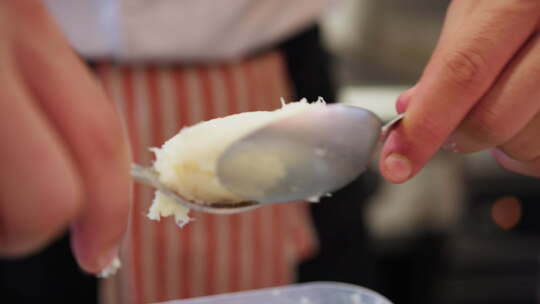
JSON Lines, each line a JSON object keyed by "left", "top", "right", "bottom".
{"left": 155, "top": 282, "right": 392, "bottom": 304}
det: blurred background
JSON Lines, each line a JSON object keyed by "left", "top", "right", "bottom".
{"left": 296, "top": 0, "right": 540, "bottom": 303}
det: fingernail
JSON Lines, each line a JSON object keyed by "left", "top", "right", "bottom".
{"left": 384, "top": 153, "right": 412, "bottom": 182}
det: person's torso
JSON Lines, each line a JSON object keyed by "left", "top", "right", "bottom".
{"left": 43, "top": 0, "right": 332, "bottom": 62}
{"left": 96, "top": 51, "right": 319, "bottom": 304}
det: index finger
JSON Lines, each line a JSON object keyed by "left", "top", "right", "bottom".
{"left": 380, "top": 0, "right": 540, "bottom": 183}
{"left": 13, "top": 2, "right": 131, "bottom": 274}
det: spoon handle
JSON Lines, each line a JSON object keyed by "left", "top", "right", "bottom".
{"left": 380, "top": 113, "right": 405, "bottom": 142}
{"left": 131, "top": 163, "right": 162, "bottom": 188}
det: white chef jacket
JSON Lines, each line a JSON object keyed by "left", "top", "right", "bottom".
{"left": 43, "top": 0, "right": 333, "bottom": 62}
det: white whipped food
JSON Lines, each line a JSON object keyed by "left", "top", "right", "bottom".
{"left": 147, "top": 99, "right": 326, "bottom": 226}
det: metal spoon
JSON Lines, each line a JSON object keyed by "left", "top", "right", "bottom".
{"left": 131, "top": 164, "right": 261, "bottom": 214}
{"left": 132, "top": 104, "right": 404, "bottom": 214}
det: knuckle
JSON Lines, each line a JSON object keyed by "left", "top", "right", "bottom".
{"left": 442, "top": 49, "right": 488, "bottom": 92}
{"left": 410, "top": 115, "right": 447, "bottom": 147}
{"left": 82, "top": 117, "right": 127, "bottom": 167}
{"left": 502, "top": 147, "right": 540, "bottom": 162}
{"left": 496, "top": 154, "right": 540, "bottom": 178}
{"left": 7, "top": 0, "right": 66, "bottom": 46}
{"left": 512, "top": 0, "right": 540, "bottom": 10}
{"left": 10, "top": 0, "right": 51, "bottom": 29}
{"left": 491, "top": 0, "right": 540, "bottom": 20}
{"left": 501, "top": 141, "right": 540, "bottom": 162}
{"left": 464, "top": 106, "right": 510, "bottom": 147}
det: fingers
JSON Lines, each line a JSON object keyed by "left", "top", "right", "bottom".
{"left": 13, "top": 7, "right": 131, "bottom": 273}
{"left": 394, "top": 0, "right": 478, "bottom": 114}
{"left": 380, "top": 0, "right": 540, "bottom": 183}
{"left": 499, "top": 111, "right": 540, "bottom": 162}
{"left": 448, "top": 33, "right": 540, "bottom": 153}
{"left": 492, "top": 149, "right": 540, "bottom": 178}
{"left": 395, "top": 86, "right": 416, "bottom": 113}
{"left": 0, "top": 61, "right": 83, "bottom": 256}
{"left": 437, "top": 0, "right": 478, "bottom": 43}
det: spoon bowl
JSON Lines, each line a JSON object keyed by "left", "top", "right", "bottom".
{"left": 217, "top": 104, "right": 383, "bottom": 204}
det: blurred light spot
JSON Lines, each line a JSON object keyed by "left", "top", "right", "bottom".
{"left": 491, "top": 196, "right": 522, "bottom": 230}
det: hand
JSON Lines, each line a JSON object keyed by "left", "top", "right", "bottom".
{"left": 0, "top": 0, "right": 131, "bottom": 274}
{"left": 380, "top": 0, "right": 540, "bottom": 182}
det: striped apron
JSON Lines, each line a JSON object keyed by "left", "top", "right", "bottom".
{"left": 94, "top": 51, "right": 318, "bottom": 304}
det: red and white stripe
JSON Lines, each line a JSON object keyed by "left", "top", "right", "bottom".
{"left": 96, "top": 51, "right": 318, "bottom": 304}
